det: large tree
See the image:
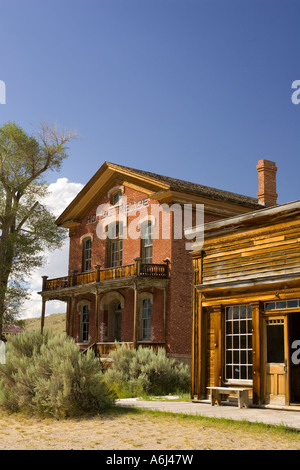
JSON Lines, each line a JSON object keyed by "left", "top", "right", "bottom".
{"left": 0, "top": 122, "right": 76, "bottom": 334}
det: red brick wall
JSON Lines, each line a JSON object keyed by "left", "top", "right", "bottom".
{"left": 68, "top": 186, "right": 172, "bottom": 273}
{"left": 68, "top": 182, "right": 222, "bottom": 360}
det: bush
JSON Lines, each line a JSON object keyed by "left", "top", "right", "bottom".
{"left": 103, "top": 344, "right": 190, "bottom": 398}
{"left": 0, "top": 330, "right": 114, "bottom": 418}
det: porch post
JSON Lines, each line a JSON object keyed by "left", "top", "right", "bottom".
{"left": 133, "top": 282, "right": 139, "bottom": 349}
{"left": 134, "top": 257, "right": 142, "bottom": 276}
{"left": 70, "top": 295, "right": 76, "bottom": 338}
{"left": 212, "top": 305, "right": 223, "bottom": 387}
{"left": 163, "top": 286, "right": 167, "bottom": 345}
{"left": 66, "top": 297, "right": 71, "bottom": 336}
{"left": 251, "top": 301, "right": 262, "bottom": 405}
{"left": 41, "top": 298, "right": 46, "bottom": 334}
{"left": 94, "top": 288, "right": 100, "bottom": 344}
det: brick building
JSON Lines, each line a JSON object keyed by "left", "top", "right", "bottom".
{"left": 39, "top": 161, "right": 261, "bottom": 363}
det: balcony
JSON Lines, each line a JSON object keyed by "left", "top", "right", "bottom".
{"left": 42, "top": 258, "right": 169, "bottom": 292}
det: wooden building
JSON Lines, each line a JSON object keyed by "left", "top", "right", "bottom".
{"left": 190, "top": 199, "right": 300, "bottom": 406}
{"left": 39, "top": 161, "right": 260, "bottom": 363}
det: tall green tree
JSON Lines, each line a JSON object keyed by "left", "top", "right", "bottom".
{"left": 0, "top": 122, "right": 76, "bottom": 334}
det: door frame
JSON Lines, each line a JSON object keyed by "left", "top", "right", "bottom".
{"left": 263, "top": 314, "right": 290, "bottom": 405}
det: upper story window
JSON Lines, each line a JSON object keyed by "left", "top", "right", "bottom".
{"left": 111, "top": 190, "right": 122, "bottom": 206}
{"left": 108, "top": 221, "right": 123, "bottom": 267}
{"left": 82, "top": 237, "right": 92, "bottom": 272}
{"left": 141, "top": 220, "right": 153, "bottom": 264}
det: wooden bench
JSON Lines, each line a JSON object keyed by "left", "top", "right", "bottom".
{"left": 207, "top": 387, "right": 249, "bottom": 408}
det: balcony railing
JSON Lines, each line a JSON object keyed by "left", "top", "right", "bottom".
{"left": 42, "top": 258, "right": 169, "bottom": 291}
{"left": 96, "top": 342, "right": 165, "bottom": 356}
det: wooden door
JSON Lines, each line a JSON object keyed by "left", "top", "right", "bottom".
{"left": 265, "top": 317, "right": 288, "bottom": 405}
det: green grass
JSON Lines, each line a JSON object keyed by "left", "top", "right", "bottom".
{"left": 109, "top": 405, "right": 300, "bottom": 439}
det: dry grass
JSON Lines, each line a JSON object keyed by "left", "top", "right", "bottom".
{"left": 1, "top": 407, "right": 300, "bottom": 450}
{"left": 24, "top": 313, "right": 66, "bottom": 334}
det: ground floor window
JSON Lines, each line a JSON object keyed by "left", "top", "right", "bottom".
{"left": 225, "top": 305, "right": 253, "bottom": 381}
{"left": 81, "top": 304, "right": 90, "bottom": 342}
{"left": 141, "top": 298, "right": 152, "bottom": 340}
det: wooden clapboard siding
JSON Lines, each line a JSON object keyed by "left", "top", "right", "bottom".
{"left": 191, "top": 204, "right": 300, "bottom": 404}
{"left": 202, "top": 219, "right": 300, "bottom": 286}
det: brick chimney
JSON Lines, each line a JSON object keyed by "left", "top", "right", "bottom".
{"left": 257, "top": 159, "right": 278, "bottom": 206}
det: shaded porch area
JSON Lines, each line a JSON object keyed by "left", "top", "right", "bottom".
{"left": 39, "top": 260, "right": 169, "bottom": 357}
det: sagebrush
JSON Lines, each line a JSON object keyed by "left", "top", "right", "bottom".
{"left": 103, "top": 344, "right": 190, "bottom": 397}
{"left": 0, "top": 330, "right": 113, "bottom": 418}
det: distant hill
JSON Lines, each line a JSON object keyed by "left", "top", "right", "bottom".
{"left": 24, "top": 313, "right": 66, "bottom": 334}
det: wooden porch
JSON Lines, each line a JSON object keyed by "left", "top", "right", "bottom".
{"left": 42, "top": 258, "right": 169, "bottom": 292}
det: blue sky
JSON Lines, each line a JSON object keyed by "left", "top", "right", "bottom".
{"left": 0, "top": 0, "right": 299, "bottom": 318}
{"left": 1, "top": 0, "right": 299, "bottom": 204}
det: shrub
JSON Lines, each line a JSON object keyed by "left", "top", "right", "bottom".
{"left": 103, "top": 344, "right": 190, "bottom": 397}
{"left": 0, "top": 330, "right": 114, "bottom": 418}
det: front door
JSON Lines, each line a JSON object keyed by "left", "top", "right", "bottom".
{"left": 108, "top": 301, "right": 122, "bottom": 342}
{"left": 265, "top": 317, "right": 288, "bottom": 405}
{"left": 114, "top": 304, "right": 122, "bottom": 342}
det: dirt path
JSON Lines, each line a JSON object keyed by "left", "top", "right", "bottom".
{"left": 1, "top": 408, "right": 300, "bottom": 450}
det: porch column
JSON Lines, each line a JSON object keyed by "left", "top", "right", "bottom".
{"left": 133, "top": 282, "right": 139, "bottom": 348}
{"left": 70, "top": 295, "right": 76, "bottom": 338}
{"left": 66, "top": 297, "right": 71, "bottom": 336}
{"left": 251, "top": 301, "right": 263, "bottom": 405}
{"left": 94, "top": 288, "right": 100, "bottom": 343}
{"left": 163, "top": 286, "right": 168, "bottom": 345}
{"left": 191, "top": 253, "right": 206, "bottom": 399}
{"left": 41, "top": 297, "right": 47, "bottom": 334}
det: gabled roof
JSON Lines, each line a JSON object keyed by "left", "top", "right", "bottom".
{"left": 55, "top": 161, "right": 262, "bottom": 228}
{"left": 116, "top": 163, "right": 259, "bottom": 206}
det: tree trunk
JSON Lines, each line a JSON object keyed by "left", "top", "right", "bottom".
{"left": 0, "top": 192, "right": 17, "bottom": 335}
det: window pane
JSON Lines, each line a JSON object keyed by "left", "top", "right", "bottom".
{"left": 109, "top": 223, "right": 123, "bottom": 267}
{"left": 141, "top": 221, "right": 153, "bottom": 263}
{"left": 83, "top": 238, "right": 91, "bottom": 272}
{"left": 113, "top": 191, "right": 122, "bottom": 205}
{"left": 226, "top": 366, "right": 232, "bottom": 379}
{"left": 233, "top": 306, "right": 239, "bottom": 319}
{"left": 240, "top": 306, "right": 247, "bottom": 319}
{"left": 267, "top": 324, "right": 284, "bottom": 363}
{"left": 288, "top": 300, "right": 298, "bottom": 308}
{"left": 142, "top": 298, "right": 151, "bottom": 340}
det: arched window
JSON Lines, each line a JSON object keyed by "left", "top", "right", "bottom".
{"left": 141, "top": 298, "right": 152, "bottom": 340}
{"left": 141, "top": 220, "right": 153, "bottom": 264}
{"left": 112, "top": 190, "right": 122, "bottom": 206}
{"left": 82, "top": 237, "right": 92, "bottom": 272}
{"left": 80, "top": 304, "right": 90, "bottom": 342}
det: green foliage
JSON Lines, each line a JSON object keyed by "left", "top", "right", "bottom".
{"left": 0, "top": 330, "right": 114, "bottom": 418}
{"left": 103, "top": 344, "right": 190, "bottom": 398}
{"left": 0, "top": 122, "right": 76, "bottom": 328}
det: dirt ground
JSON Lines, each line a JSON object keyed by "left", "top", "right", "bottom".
{"left": 1, "top": 408, "right": 300, "bottom": 450}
